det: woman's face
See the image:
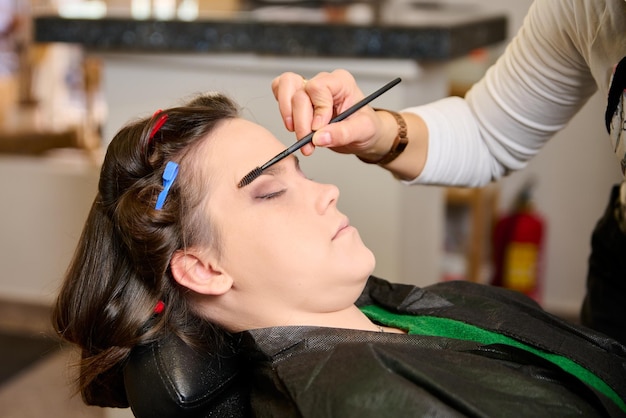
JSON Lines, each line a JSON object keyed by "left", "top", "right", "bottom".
{"left": 199, "top": 118, "right": 375, "bottom": 325}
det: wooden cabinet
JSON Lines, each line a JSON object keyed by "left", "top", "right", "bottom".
{"left": 442, "top": 185, "right": 498, "bottom": 283}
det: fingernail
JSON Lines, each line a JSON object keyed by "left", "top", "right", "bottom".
{"left": 285, "top": 116, "right": 293, "bottom": 131}
{"left": 316, "top": 131, "right": 331, "bottom": 146}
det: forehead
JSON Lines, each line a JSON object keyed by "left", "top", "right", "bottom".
{"left": 203, "top": 118, "right": 287, "bottom": 185}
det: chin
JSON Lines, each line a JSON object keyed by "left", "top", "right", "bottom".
{"left": 338, "top": 242, "right": 376, "bottom": 282}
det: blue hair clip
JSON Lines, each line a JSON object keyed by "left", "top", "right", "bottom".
{"left": 155, "top": 161, "right": 179, "bottom": 210}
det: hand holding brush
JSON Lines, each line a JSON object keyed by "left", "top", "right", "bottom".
{"left": 238, "top": 77, "right": 402, "bottom": 188}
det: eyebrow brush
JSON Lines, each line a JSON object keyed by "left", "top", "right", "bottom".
{"left": 237, "top": 77, "right": 402, "bottom": 188}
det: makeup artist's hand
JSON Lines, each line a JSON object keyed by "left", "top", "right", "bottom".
{"left": 271, "top": 69, "right": 387, "bottom": 159}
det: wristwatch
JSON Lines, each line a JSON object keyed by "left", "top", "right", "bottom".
{"left": 357, "top": 108, "right": 408, "bottom": 165}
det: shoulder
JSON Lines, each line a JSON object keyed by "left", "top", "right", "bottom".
{"left": 362, "top": 277, "right": 625, "bottom": 357}
{"left": 424, "top": 279, "right": 542, "bottom": 308}
{"left": 360, "top": 275, "right": 541, "bottom": 312}
{"left": 245, "top": 325, "right": 625, "bottom": 418}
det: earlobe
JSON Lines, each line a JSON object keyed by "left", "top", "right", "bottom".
{"left": 170, "top": 250, "right": 233, "bottom": 296}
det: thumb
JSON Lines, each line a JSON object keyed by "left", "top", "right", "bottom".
{"left": 313, "top": 131, "right": 332, "bottom": 148}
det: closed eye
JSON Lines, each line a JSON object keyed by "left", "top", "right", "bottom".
{"left": 256, "top": 189, "right": 286, "bottom": 200}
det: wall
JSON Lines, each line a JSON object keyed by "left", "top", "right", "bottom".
{"left": 0, "top": 154, "right": 99, "bottom": 303}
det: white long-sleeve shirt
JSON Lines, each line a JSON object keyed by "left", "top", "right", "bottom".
{"left": 405, "top": 0, "right": 626, "bottom": 187}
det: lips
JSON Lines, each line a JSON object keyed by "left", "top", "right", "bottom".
{"left": 332, "top": 218, "right": 351, "bottom": 240}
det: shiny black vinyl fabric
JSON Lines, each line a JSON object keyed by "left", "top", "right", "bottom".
{"left": 242, "top": 277, "right": 626, "bottom": 418}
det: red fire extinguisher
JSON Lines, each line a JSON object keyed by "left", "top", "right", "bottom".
{"left": 491, "top": 181, "right": 545, "bottom": 303}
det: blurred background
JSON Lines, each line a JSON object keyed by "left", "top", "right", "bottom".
{"left": 0, "top": 1, "right": 621, "bottom": 416}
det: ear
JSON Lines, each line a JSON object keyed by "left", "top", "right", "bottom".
{"left": 170, "top": 249, "right": 233, "bottom": 296}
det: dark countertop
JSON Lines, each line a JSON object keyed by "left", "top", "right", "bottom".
{"left": 33, "top": 4, "right": 506, "bottom": 60}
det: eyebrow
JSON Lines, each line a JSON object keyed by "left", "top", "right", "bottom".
{"left": 241, "top": 155, "right": 300, "bottom": 188}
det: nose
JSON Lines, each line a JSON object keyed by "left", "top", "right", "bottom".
{"left": 314, "top": 181, "right": 340, "bottom": 214}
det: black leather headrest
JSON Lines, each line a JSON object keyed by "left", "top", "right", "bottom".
{"left": 123, "top": 332, "right": 250, "bottom": 417}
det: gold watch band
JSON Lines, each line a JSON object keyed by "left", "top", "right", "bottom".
{"left": 357, "top": 108, "right": 408, "bottom": 165}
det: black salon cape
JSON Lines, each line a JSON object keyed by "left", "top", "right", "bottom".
{"left": 241, "top": 276, "right": 626, "bottom": 417}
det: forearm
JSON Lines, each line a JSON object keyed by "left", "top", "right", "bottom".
{"left": 403, "top": 96, "right": 497, "bottom": 187}
{"left": 359, "top": 96, "right": 497, "bottom": 187}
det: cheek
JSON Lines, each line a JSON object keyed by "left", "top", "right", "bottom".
{"left": 220, "top": 215, "right": 306, "bottom": 273}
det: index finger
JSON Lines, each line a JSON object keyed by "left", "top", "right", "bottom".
{"left": 271, "top": 72, "right": 306, "bottom": 132}
{"left": 305, "top": 69, "right": 365, "bottom": 131}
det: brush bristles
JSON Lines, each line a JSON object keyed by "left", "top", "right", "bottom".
{"left": 237, "top": 167, "right": 263, "bottom": 188}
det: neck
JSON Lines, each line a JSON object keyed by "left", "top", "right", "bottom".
{"left": 206, "top": 301, "right": 384, "bottom": 333}
{"left": 197, "top": 284, "right": 406, "bottom": 334}
{"left": 282, "top": 305, "right": 383, "bottom": 332}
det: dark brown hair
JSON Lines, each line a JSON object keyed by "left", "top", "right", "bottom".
{"left": 52, "top": 93, "right": 239, "bottom": 407}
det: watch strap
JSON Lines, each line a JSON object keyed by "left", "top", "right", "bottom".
{"left": 358, "top": 108, "right": 408, "bottom": 165}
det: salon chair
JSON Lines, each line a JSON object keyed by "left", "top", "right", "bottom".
{"left": 123, "top": 331, "right": 250, "bottom": 417}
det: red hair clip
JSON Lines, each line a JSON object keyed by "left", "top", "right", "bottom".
{"left": 147, "top": 110, "right": 168, "bottom": 147}
{"left": 153, "top": 300, "right": 165, "bottom": 314}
